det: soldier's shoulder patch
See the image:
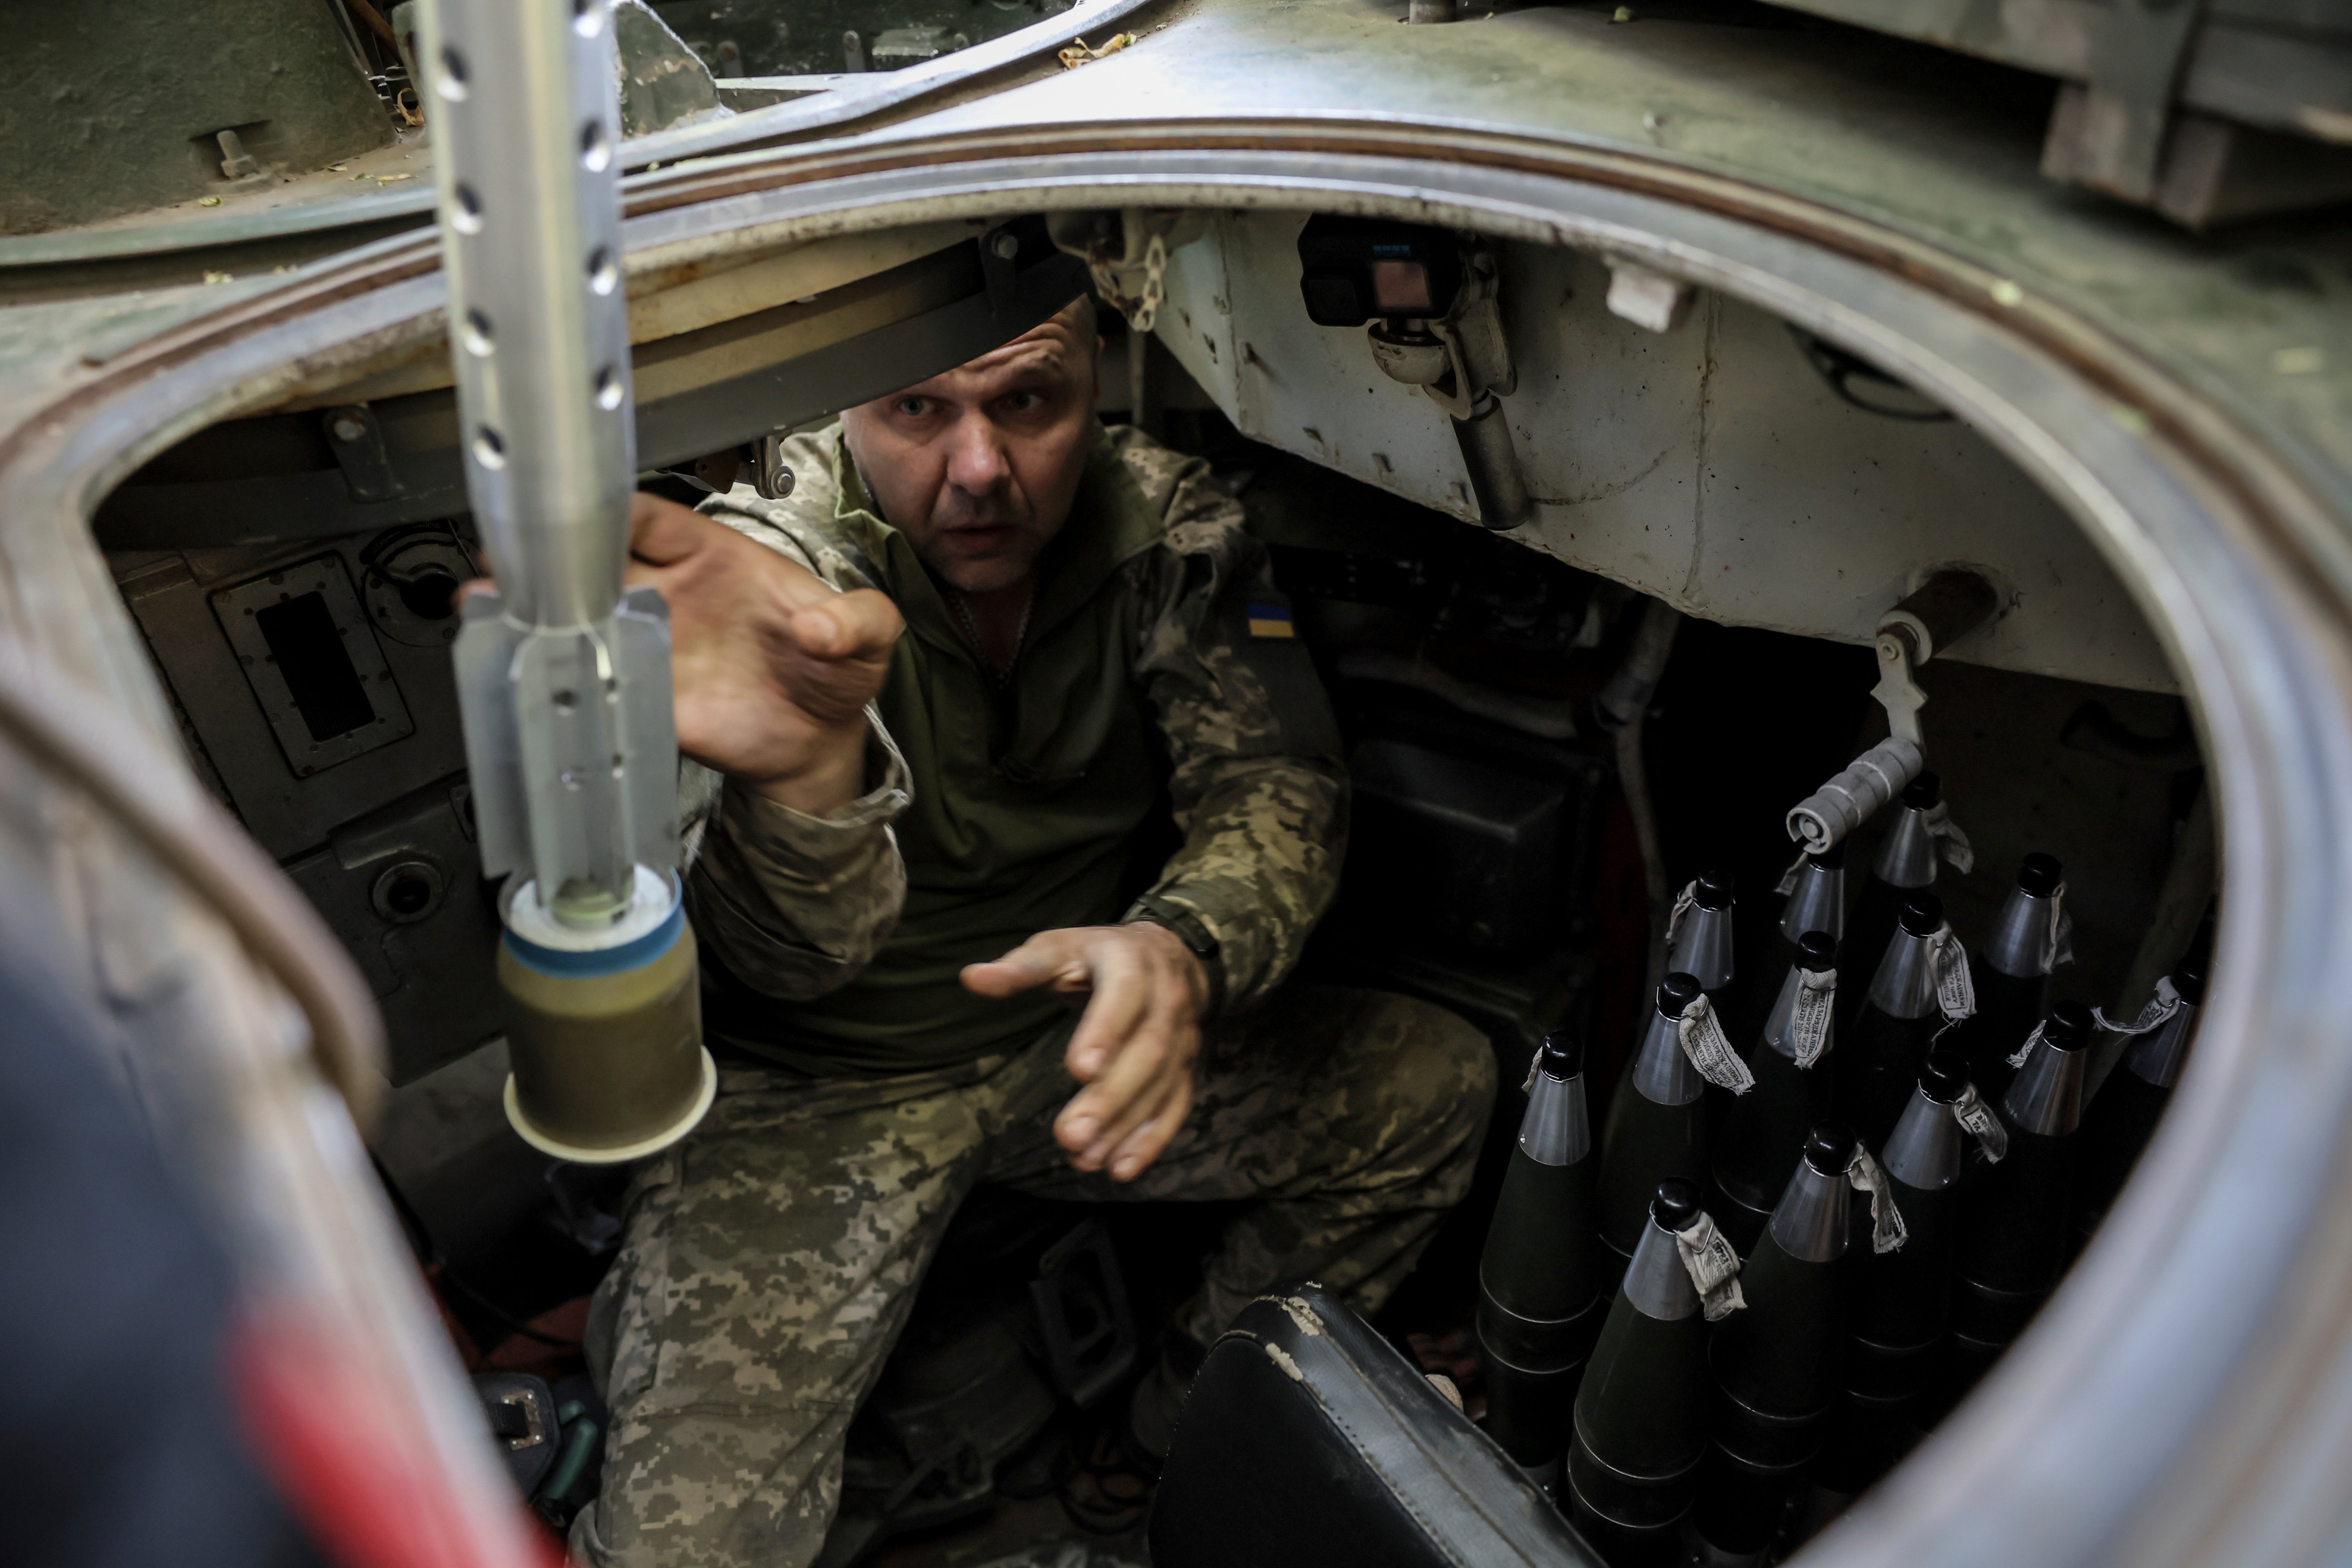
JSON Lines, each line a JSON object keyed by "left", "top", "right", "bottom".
{"left": 1246, "top": 601, "right": 1295, "bottom": 639}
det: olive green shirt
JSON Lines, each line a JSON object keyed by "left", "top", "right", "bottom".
{"left": 678, "top": 420, "right": 1348, "bottom": 1076}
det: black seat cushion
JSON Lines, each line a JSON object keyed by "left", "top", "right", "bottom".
{"left": 1149, "top": 1284, "right": 1605, "bottom": 1568}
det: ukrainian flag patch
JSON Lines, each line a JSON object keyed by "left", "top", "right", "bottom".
{"left": 1246, "top": 601, "right": 1296, "bottom": 639}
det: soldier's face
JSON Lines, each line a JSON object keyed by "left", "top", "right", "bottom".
{"left": 840, "top": 301, "right": 1100, "bottom": 594}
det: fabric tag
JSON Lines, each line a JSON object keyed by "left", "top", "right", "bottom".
{"left": 1790, "top": 968, "right": 1836, "bottom": 1069}
{"left": 1928, "top": 926, "right": 1976, "bottom": 1023}
{"left": 2095, "top": 975, "right": 2185, "bottom": 1036}
{"left": 1667, "top": 880, "right": 1698, "bottom": 947}
{"left": 1951, "top": 1083, "right": 2009, "bottom": 1161}
{"left": 1677, "top": 995, "right": 1754, "bottom": 1094}
{"left": 2005, "top": 1020, "right": 2046, "bottom": 1071}
{"left": 1775, "top": 851, "right": 1806, "bottom": 898}
{"left": 1846, "top": 1146, "right": 1909, "bottom": 1254}
{"left": 1673, "top": 1212, "right": 1748, "bottom": 1321}
{"left": 2047, "top": 884, "right": 2073, "bottom": 970}
{"left": 1922, "top": 799, "right": 1975, "bottom": 874}
{"left": 1520, "top": 1045, "right": 1544, "bottom": 1095}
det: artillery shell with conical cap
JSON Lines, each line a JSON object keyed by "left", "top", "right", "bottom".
{"left": 1840, "top": 771, "right": 1942, "bottom": 1033}
{"left": 1811, "top": 1053, "right": 1976, "bottom": 1499}
{"left": 1691, "top": 1126, "right": 1857, "bottom": 1563}
{"left": 2076, "top": 923, "right": 2210, "bottom": 1238}
{"left": 1568, "top": 1180, "right": 1712, "bottom": 1564}
{"left": 1958, "top": 852, "right": 2065, "bottom": 1103}
{"left": 1599, "top": 974, "right": 1710, "bottom": 1263}
{"left": 1714, "top": 929, "right": 1839, "bottom": 1254}
{"left": 1947, "top": 1000, "right": 2092, "bottom": 1395}
{"left": 1837, "top": 891, "right": 1947, "bottom": 1151}
{"left": 1477, "top": 1031, "right": 1606, "bottom": 1479}
{"left": 1848, "top": 1051, "right": 1973, "bottom": 1402}
{"left": 1713, "top": 1125, "right": 1855, "bottom": 1465}
{"left": 1733, "top": 844, "right": 1843, "bottom": 1048}
{"left": 1669, "top": 867, "right": 1738, "bottom": 1008}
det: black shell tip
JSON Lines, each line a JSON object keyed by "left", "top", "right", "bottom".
{"left": 2044, "top": 999, "right": 2094, "bottom": 1049}
{"left": 1804, "top": 1123, "right": 1857, "bottom": 1175}
{"left": 1539, "top": 1033, "right": 1583, "bottom": 1080}
{"left": 2018, "top": 852, "right": 2064, "bottom": 898}
{"left": 1920, "top": 1050, "right": 1970, "bottom": 1103}
{"left": 1659, "top": 972, "right": 1704, "bottom": 1017}
{"left": 1898, "top": 890, "right": 1945, "bottom": 936}
{"left": 1652, "top": 1178, "right": 1703, "bottom": 1232}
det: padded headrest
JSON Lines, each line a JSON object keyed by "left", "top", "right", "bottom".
{"left": 1149, "top": 1284, "right": 1603, "bottom": 1568}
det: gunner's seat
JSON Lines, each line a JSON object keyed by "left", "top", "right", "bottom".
{"left": 1150, "top": 1283, "right": 1604, "bottom": 1568}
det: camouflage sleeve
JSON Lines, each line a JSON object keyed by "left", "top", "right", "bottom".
{"left": 677, "top": 724, "right": 911, "bottom": 1000}
{"left": 1122, "top": 439, "right": 1348, "bottom": 1017}
{"left": 671, "top": 452, "right": 911, "bottom": 999}
{"left": 696, "top": 437, "right": 871, "bottom": 594}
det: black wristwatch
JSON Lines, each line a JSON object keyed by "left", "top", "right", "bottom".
{"left": 1127, "top": 895, "right": 1226, "bottom": 1020}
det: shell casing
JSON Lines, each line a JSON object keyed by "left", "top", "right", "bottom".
{"left": 499, "top": 918, "right": 712, "bottom": 1162}
{"left": 1847, "top": 1176, "right": 1956, "bottom": 1399}
{"left": 1567, "top": 1298, "right": 1709, "bottom": 1547}
{"left": 1477, "top": 1147, "right": 1605, "bottom": 1466}
{"left": 1598, "top": 1088, "right": 1706, "bottom": 1261}
{"left": 1835, "top": 1003, "right": 1938, "bottom": 1153}
{"left": 1713, "top": 1047, "right": 1835, "bottom": 1256}
{"left": 1956, "top": 963, "right": 2051, "bottom": 1106}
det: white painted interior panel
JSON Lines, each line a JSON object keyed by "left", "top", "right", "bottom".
{"left": 1154, "top": 211, "right": 2174, "bottom": 694}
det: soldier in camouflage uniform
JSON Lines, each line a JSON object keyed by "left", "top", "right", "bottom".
{"left": 570, "top": 298, "right": 1496, "bottom": 1567}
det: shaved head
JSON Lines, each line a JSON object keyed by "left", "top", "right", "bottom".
{"left": 840, "top": 298, "right": 1103, "bottom": 595}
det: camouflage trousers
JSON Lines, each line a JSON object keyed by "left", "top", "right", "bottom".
{"left": 569, "top": 984, "right": 1495, "bottom": 1568}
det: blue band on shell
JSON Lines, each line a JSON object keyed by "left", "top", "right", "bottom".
{"left": 503, "top": 895, "right": 685, "bottom": 977}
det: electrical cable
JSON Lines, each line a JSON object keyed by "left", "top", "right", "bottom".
{"left": 1788, "top": 325, "right": 1953, "bottom": 423}
{"left": 1594, "top": 598, "right": 1683, "bottom": 997}
{"left": 0, "top": 633, "right": 386, "bottom": 1129}
{"left": 436, "top": 1269, "right": 584, "bottom": 1352}
{"left": 368, "top": 1152, "right": 584, "bottom": 1352}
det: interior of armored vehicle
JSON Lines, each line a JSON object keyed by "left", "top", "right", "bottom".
{"left": 100, "top": 207, "right": 2213, "bottom": 1566}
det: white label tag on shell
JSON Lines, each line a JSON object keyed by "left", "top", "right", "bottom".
{"left": 1673, "top": 1212, "right": 1748, "bottom": 1321}
{"left": 1790, "top": 968, "right": 1837, "bottom": 1069}
{"left": 1677, "top": 995, "right": 1755, "bottom": 1094}
{"left": 1667, "top": 880, "right": 1698, "bottom": 946}
{"left": 1845, "top": 1146, "right": 1909, "bottom": 1254}
{"left": 1951, "top": 1083, "right": 2009, "bottom": 1161}
{"left": 1775, "top": 852, "right": 1805, "bottom": 898}
{"left": 2006, "top": 1020, "right": 2046, "bottom": 1070}
{"left": 1521, "top": 1045, "right": 1543, "bottom": 1095}
{"left": 1928, "top": 926, "right": 1976, "bottom": 1023}
{"left": 2047, "top": 884, "right": 2073, "bottom": 971}
{"left": 1922, "top": 799, "right": 1975, "bottom": 874}
{"left": 2095, "top": 975, "right": 2185, "bottom": 1036}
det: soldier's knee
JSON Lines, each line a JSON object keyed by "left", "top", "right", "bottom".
{"left": 1362, "top": 994, "right": 1497, "bottom": 1151}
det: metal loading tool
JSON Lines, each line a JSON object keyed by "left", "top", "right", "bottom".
{"left": 425, "top": 0, "right": 710, "bottom": 1162}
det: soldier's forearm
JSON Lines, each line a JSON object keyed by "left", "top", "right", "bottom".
{"left": 744, "top": 718, "right": 869, "bottom": 817}
{"left": 685, "top": 721, "right": 913, "bottom": 999}
{"left": 1144, "top": 756, "right": 1347, "bottom": 1014}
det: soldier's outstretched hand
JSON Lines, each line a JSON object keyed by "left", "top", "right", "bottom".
{"left": 961, "top": 922, "right": 1208, "bottom": 1182}
{"left": 625, "top": 492, "right": 902, "bottom": 814}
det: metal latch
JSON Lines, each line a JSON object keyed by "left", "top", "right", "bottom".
{"left": 323, "top": 403, "right": 407, "bottom": 504}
